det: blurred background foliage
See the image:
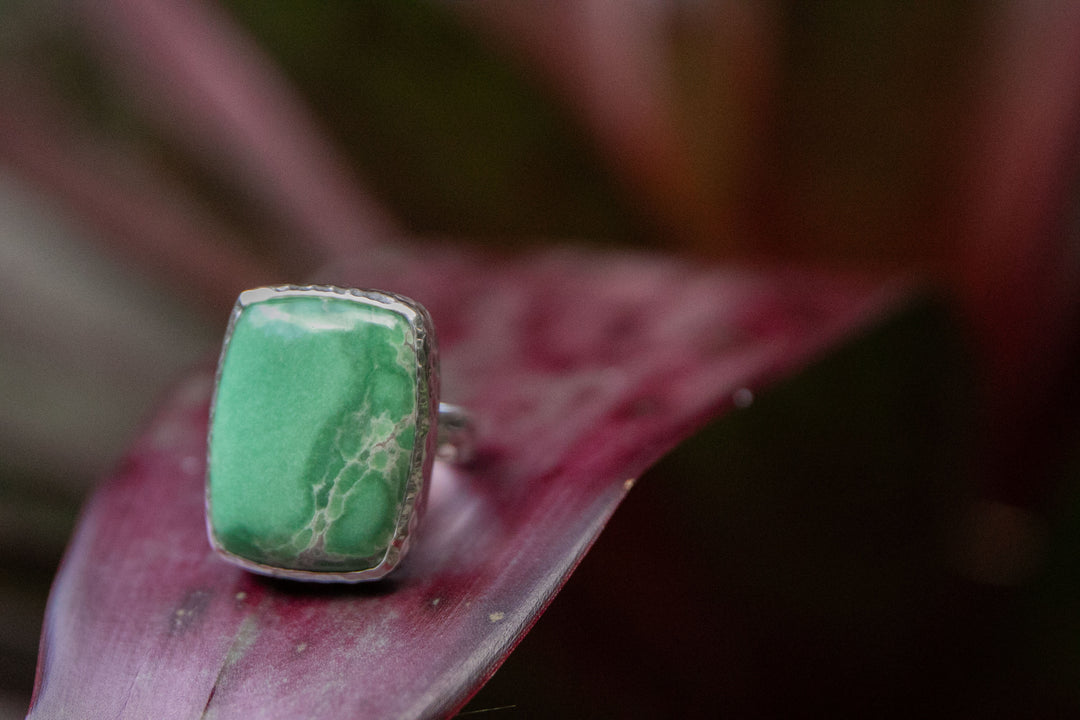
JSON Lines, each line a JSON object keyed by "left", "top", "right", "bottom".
{"left": 2, "top": 0, "right": 1080, "bottom": 716}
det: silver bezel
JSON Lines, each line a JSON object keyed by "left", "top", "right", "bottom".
{"left": 205, "top": 285, "right": 439, "bottom": 583}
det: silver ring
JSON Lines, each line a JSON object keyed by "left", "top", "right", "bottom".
{"left": 205, "top": 285, "right": 473, "bottom": 583}
{"left": 435, "top": 402, "right": 475, "bottom": 465}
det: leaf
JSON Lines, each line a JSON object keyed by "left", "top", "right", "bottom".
{"left": 28, "top": 244, "right": 908, "bottom": 719}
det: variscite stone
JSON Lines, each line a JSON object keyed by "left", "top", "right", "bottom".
{"left": 207, "top": 290, "right": 424, "bottom": 574}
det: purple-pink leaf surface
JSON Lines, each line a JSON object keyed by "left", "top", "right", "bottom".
{"left": 28, "top": 245, "right": 907, "bottom": 719}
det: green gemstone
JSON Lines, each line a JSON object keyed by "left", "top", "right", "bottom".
{"left": 208, "top": 292, "right": 423, "bottom": 574}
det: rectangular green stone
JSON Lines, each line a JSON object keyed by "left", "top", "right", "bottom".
{"left": 207, "top": 287, "right": 433, "bottom": 578}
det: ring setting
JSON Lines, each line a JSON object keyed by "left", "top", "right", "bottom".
{"left": 205, "top": 285, "right": 464, "bottom": 583}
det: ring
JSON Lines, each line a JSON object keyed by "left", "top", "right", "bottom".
{"left": 205, "top": 285, "right": 473, "bottom": 583}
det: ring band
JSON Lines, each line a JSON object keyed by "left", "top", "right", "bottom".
{"left": 205, "top": 285, "right": 469, "bottom": 583}
{"left": 435, "top": 402, "right": 475, "bottom": 464}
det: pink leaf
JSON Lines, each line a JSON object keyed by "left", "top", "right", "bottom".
{"left": 29, "top": 245, "right": 907, "bottom": 718}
